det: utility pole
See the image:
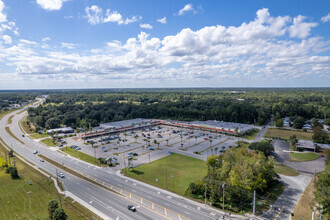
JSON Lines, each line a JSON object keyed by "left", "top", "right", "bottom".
{"left": 94, "top": 147, "right": 96, "bottom": 163}
{"left": 149, "top": 150, "right": 151, "bottom": 163}
{"left": 204, "top": 184, "right": 207, "bottom": 204}
{"left": 165, "top": 167, "right": 167, "bottom": 189}
{"left": 222, "top": 183, "right": 226, "bottom": 210}
{"left": 123, "top": 153, "right": 127, "bottom": 173}
{"left": 253, "top": 190, "right": 256, "bottom": 215}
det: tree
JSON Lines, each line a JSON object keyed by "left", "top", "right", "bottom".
{"left": 53, "top": 208, "right": 68, "bottom": 220}
{"left": 312, "top": 118, "right": 323, "bottom": 129}
{"left": 48, "top": 200, "right": 59, "bottom": 219}
{"left": 293, "top": 117, "right": 305, "bottom": 129}
{"left": 248, "top": 142, "right": 274, "bottom": 156}
{"left": 45, "top": 117, "right": 61, "bottom": 129}
{"left": 275, "top": 119, "right": 283, "bottom": 127}
{"left": 314, "top": 170, "right": 330, "bottom": 218}
{"left": 6, "top": 166, "right": 18, "bottom": 178}
{"left": 325, "top": 118, "right": 330, "bottom": 125}
{"left": 312, "top": 127, "right": 329, "bottom": 144}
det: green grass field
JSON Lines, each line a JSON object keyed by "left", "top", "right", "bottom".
{"left": 40, "top": 138, "right": 58, "bottom": 147}
{"left": 264, "top": 128, "right": 313, "bottom": 140}
{"left": 60, "top": 147, "right": 102, "bottom": 166}
{"left": 124, "top": 153, "right": 207, "bottom": 195}
{"left": 274, "top": 164, "right": 299, "bottom": 176}
{"left": 0, "top": 110, "right": 15, "bottom": 119}
{"left": 30, "top": 133, "right": 49, "bottom": 139}
{"left": 289, "top": 152, "right": 320, "bottom": 162}
{"left": 0, "top": 143, "right": 100, "bottom": 219}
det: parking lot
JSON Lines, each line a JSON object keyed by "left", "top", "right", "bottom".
{"left": 64, "top": 125, "right": 240, "bottom": 169}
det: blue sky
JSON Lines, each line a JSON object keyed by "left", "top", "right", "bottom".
{"left": 0, "top": 0, "right": 329, "bottom": 89}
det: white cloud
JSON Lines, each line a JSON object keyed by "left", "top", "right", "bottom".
{"left": 157, "top": 17, "right": 167, "bottom": 24}
{"left": 36, "top": 0, "right": 69, "bottom": 11}
{"left": 85, "top": 5, "right": 141, "bottom": 25}
{"left": 85, "top": 5, "right": 103, "bottom": 25}
{"left": 42, "top": 37, "right": 51, "bottom": 42}
{"left": 140, "top": 23, "right": 153, "bottom": 29}
{"left": 289, "top": 15, "right": 318, "bottom": 39}
{"left": 104, "top": 9, "right": 123, "bottom": 24}
{"left": 61, "top": 42, "right": 78, "bottom": 49}
{"left": 64, "top": 15, "right": 73, "bottom": 19}
{"left": 178, "top": 4, "right": 194, "bottom": 16}
{"left": 321, "top": 13, "right": 330, "bottom": 22}
{"left": 0, "top": 0, "right": 7, "bottom": 22}
{"left": 2, "top": 35, "right": 11, "bottom": 44}
{"left": 1, "top": 8, "right": 328, "bottom": 86}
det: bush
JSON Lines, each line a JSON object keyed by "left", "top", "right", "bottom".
{"left": 248, "top": 142, "right": 274, "bottom": 156}
{"left": 6, "top": 166, "right": 19, "bottom": 178}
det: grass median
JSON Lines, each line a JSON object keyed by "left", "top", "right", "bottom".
{"left": 274, "top": 163, "right": 299, "bottom": 176}
{"left": 60, "top": 147, "right": 102, "bottom": 166}
{"left": 5, "top": 126, "right": 25, "bottom": 145}
{"left": 124, "top": 153, "right": 207, "bottom": 195}
{"left": 0, "top": 142, "right": 101, "bottom": 219}
{"left": 289, "top": 152, "right": 320, "bottom": 162}
{"left": 40, "top": 138, "right": 58, "bottom": 147}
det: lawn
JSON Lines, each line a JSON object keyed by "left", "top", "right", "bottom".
{"left": 264, "top": 128, "right": 313, "bottom": 140}
{"left": 289, "top": 152, "right": 320, "bottom": 162}
{"left": 60, "top": 147, "right": 102, "bottom": 166}
{"left": 40, "top": 138, "right": 58, "bottom": 147}
{"left": 0, "top": 109, "right": 15, "bottom": 119}
{"left": 30, "top": 133, "right": 49, "bottom": 139}
{"left": 292, "top": 177, "right": 316, "bottom": 220}
{"left": 274, "top": 164, "right": 299, "bottom": 176}
{"left": 0, "top": 143, "right": 100, "bottom": 220}
{"left": 124, "top": 153, "right": 207, "bottom": 195}
{"left": 20, "top": 116, "right": 34, "bottom": 135}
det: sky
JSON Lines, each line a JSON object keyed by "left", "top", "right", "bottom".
{"left": 0, "top": 0, "right": 329, "bottom": 89}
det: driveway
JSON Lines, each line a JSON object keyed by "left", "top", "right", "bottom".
{"left": 273, "top": 140, "right": 325, "bottom": 175}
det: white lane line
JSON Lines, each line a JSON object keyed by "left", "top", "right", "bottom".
{"left": 147, "top": 196, "right": 152, "bottom": 199}
{"left": 210, "top": 212, "right": 216, "bottom": 216}
{"left": 167, "top": 196, "right": 172, "bottom": 199}
{"left": 184, "top": 211, "right": 191, "bottom": 215}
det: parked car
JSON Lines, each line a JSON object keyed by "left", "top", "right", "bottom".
{"left": 128, "top": 205, "right": 136, "bottom": 212}
{"left": 204, "top": 138, "right": 208, "bottom": 140}
{"left": 149, "top": 148, "right": 155, "bottom": 150}
{"left": 133, "top": 153, "right": 138, "bottom": 156}
{"left": 58, "top": 172, "right": 65, "bottom": 178}
{"left": 58, "top": 144, "right": 63, "bottom": 147}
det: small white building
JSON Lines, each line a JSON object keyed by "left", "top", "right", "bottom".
{"left": 47, "top": 127, "right": 74, "bottom": 134}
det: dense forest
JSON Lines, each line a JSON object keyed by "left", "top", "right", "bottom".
{"left": 0, "top": 92, "right": 38, "bottom": 110}
{"left": 22, "top": 88, "right": 330, "bottom": 131}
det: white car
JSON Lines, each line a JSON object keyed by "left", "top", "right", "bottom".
{"left": 33, "top": 150, "right": 38, "bottom": 154}
{"left": 40, "top": 158, "right": 44, "bottom": 162}
{"left": 58, "top": 172, "right": 65, "bottom": 178}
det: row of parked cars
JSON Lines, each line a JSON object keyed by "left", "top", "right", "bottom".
{"left": 70, "top": 145, "right": 81, "bottom": 151}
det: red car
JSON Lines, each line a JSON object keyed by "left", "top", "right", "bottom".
{"left": 204, "top": 138, "right": 208, "bottom": 140}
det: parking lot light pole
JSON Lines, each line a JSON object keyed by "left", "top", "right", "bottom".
{"left": 222, "top": 183, "right": 226, "bottom": 211}
{"left": 204, "top": 184, "right": 207, "bottom": 205}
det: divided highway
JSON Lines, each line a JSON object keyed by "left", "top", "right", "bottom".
{"left": 0, "top": 106, "right": 236, "bottom": 220}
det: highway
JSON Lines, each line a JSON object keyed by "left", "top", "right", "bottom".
{"left": 0, "top": 106, "right": 239, "bottom": 220}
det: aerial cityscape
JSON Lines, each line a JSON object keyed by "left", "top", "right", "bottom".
{"left": 0, "top": 1, "right": 329, "bottom": 220}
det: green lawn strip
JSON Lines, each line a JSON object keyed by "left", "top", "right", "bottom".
{"left": 5, "top": 126, "right": 25, "bottom": 145}
{"left": 199, "top": 138, "right": 229, "bottom": 153}
{"left": 40, "top": 138, "right": 58, "bottom": 147}
{"left": 0, "top": 109, "right": 15, "bottom": 119}
{"left": 0, "top": 143, "right": 101, "bottom": 220}
{"left": 288, "top": 152, "right": 320, "bottom": 162}
{"left": 39, "top": 154, "right": 117, "bottom": 195}
{"left": 60, "top": 147, "right": 102, "bottom": 166}
{"left": 124, "top": 153, "right": 207, "bottom": 195}
{"left": 264, "top": 128, "right": 313, "bottom": 140}
{"left": 274, "top": 164, "right": 299, "bottom": 176}
{"left": 30, "top": 133, "right": 49, "bottom": 139}
{"left": 7, "top": 115, "right": 14, "bottom": 124}
{"left": 242, "top": 129, "right": 260, "bottom": 140}
{"left": 20, "top": 116, "right": 34, "bottom": 135}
